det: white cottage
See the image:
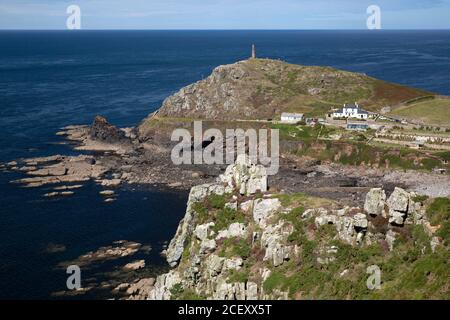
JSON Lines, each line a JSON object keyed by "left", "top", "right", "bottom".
{"left": 332, "top": 103, "right": 368, "bottom": 119}
{"left": 280, "top": 113, "right": 304, "bottom": 124}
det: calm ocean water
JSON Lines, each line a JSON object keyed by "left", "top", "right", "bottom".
{"left": 0, "top": 30, "right": 450, "bottom": 299}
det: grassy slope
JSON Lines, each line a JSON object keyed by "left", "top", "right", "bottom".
{"left": 150, "top": 58, "right": 431, "bottom": 123}
{"left": 272, "top": 123, "right": 450, "bottom": 172}
{"left": 176, "top": 193, "right": 450, "bottom": 300}
{"left": 389, "top": 97, "right": 450, "bottom": 126}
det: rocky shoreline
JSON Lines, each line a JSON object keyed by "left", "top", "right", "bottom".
{"left": 0, "top": 58, "right": 448, "bottom": 299}
{"left": 3, "top": 115, "right": 448, "bottom": 205}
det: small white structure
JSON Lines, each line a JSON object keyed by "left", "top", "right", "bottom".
{"left": 332, "top": 103, "right": 368, "bottom": 119}
{"left": 280, "top": 113, "right": 304, "bottom": 124}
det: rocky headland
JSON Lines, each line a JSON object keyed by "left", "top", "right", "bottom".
{"left": 1, "top": 58, "right": 449, "bottom": 299}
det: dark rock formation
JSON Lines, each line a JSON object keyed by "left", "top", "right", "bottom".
{"left": 90, "top": 115, "right": 127, "bottom": 143}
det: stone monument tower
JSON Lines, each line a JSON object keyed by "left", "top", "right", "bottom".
{"left": 251, "top": 44, "right": 256, "bottom": 59}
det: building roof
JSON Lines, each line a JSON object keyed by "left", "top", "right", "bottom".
{"left": 281, "top": 112, "right": 304, "bottom": 118}
{"left": 334, "top": 104, "right": 368, "bottom": 115}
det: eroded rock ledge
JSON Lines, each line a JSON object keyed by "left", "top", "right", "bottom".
{"left": 118, "top": 156, "right": 445, "bottom": 300}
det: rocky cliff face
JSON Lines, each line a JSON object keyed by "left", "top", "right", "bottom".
{"left": 149, "top": 58, "right": 428, "bottom": 124}
{"left": 121, "top": 156, "right": 447, "bottom": 300}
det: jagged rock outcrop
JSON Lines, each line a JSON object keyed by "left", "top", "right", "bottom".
{"left": 364, "top": 188, "right": 386, "bottom": 216}
{"left": 166, "top": 154, "right": 265, "bottom": 267}
{"left": 166, "top": 183, "right": 230, "bottom": 267}
{"left": 219, "top": 154, "right": 267, "bottom": 196}
{"left": 253, "top": 198, "right": 282, "bottom": 227}
{"left": 387, "top": 187, "right": 411, "bottom": 225}
{"left": 216, "top": 223, "right": 248, "bottom": 240}
{"left": 90, "top": 115, "right": 127, "bottom": 143}
{"left": 261, "top": 220, "right": 295, "bottom": 267}
{"left": 140, "top": 167, "right": 441, "bottom": 300}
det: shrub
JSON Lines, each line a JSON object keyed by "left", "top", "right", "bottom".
{"left": 208, "top": 194, "right": 227, "bottom": 209}
{"left": 212, "top": 207, "right": 246, "bottom": 233}
{"left": 426, "top": 197, "right": 450, "bottom": 226}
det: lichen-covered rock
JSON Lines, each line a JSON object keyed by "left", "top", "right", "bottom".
{"left": 219, "top": 154, "right": 267, "bottom": 195}
{"left": 364, "top": 188, "right": 386, "bottom": 216}
{"left": 389, "top": 208, "right": 406, "bottom": 226}
{"left": 205, "top": 254, "right": 225, "bottom": 277}
{"left": 200, "top": 239, "right": 217, "bottom": 254}
{"left": 261, "top": 221, "right": 294, "bottom": 267}
{"left": 253, "top": 198, "right": 281, "bottom": 227}
{"left": 353, "top": 213, "right": 368, "bottom": 229}
{"left": 223, "top": 257, "right": 244, "bottom": 271}
{"left": 148, "top": 270, "right": 181, "bottom": 300}
{"left": 240, "top": 200, "right": 254, "bottom": 212}
{"left": 194, "top": 222, "right": 215, "bottom": 241}
{"left": 166, "top": 183, "right": 226, "bottom": 267}
{"left": 387, "top": 187, "right": 410, "bottom": 212}
{"left": 216, "top": 222, "right": 248, "bottom": 240}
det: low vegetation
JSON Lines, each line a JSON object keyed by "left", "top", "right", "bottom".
{"left": 389, "top": 97, "right": 450, "bottom": 126}
{"left": 261, "top": 201, "right": 449, "bottom": 299}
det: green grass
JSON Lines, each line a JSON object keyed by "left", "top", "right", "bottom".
{"left": 389, "top": 98, "right": 450, "bottom": 126}
{"left": 212, "top": 207, "right": 246, "bottom": 234}
{"left": 170, "top": 283, "right": 205, "bottom": 300}
{"left": 259, "top": 196, "right": 449, "bottom": 299}
{"left": 426, "top": 197, "right": 450, "bottom": 245}
{"left": 426, "top": 197, "right": 450, "bottom": 226}
{"left": 219, "top": 238, "right": 252, "bottom": 260}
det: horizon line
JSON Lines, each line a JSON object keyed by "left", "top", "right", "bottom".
{"left": 1, "top": 28, "right": 450, "bottom": 31}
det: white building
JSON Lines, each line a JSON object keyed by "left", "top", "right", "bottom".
{"left": 332, "top": 103, "right": 368, "bottom": 119}
{"left": 280, "top": 113, "right": 304, "bottom": 124}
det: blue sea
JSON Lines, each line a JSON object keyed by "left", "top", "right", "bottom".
{"left": 1, "top": 30, "right": 450, "bottom": 299}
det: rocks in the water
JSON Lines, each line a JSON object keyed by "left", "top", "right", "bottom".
{"left": 44, "top": 191, "right": 74, "bottom": 198}
{"left": 364, "top": 188, "right": 386, "bottom": 216}
{"left": 123, "top": 260, "right": 146, "bottom": 271}
{"left": 11, "top": 155, "right": 108, "bottom": 188}
{"left": 60, "top": 241, "right": 141, "bottom": 268}
{"left": 125, "top": 278, "right": 155, "bottom": 298}
{"left": 90, "top": 115, "right": 127, "bottom": 143}
{"left": 100, "top": 190, "right": 115, "bottom": 196}
{"left": 53, "top": 185, "right": 83, "bottom": 191}
{"left": 219, "top": 154, "right": 267, "bottom": 196}
{"left": 101, "top": 179, "right": 121, "bottom": 188}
